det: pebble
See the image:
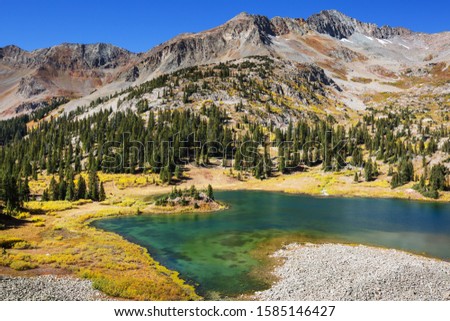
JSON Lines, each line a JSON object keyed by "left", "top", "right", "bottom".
{"left": 255, "top": 244, "right": 450, "bottom": 301}
{"left": 0, "top": 275, "right": 110, "bottom": 301}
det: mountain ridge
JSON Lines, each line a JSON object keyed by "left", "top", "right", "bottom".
{"left": 0, "top": 9, "right": 437, "bottom": 58}
{"left": 0, "top": 9, "right": 449, "bottom": 119}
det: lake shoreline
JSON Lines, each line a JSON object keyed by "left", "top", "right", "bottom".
{"left": 216, "top": 186, "right": 450, "bottom": 204}
{"left": 101, "top": 166, "right": 450, "bottom": 204}
{"left": 0, "top": 202, "right": 204, "bottom": 301}
{"left": 1, "top": 173, "right": 449, "bottom": 300}
{"left": 212, "top": 178, "right": 450, "bottom": 204}
{"left": 253, "top": 243, "right": 450, "bottom": 301}
{"left": 3, "top": 241, "right": 449, "bottom": 301}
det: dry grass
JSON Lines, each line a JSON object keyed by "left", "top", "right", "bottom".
{"left": 351, "top": 77, "right": 373, "bottom": 84}
{"left": 0, "top": 201, "right": 200, "bottom": 300}
{"left": 99, "top": 172, "right": 160, "bottom": 190}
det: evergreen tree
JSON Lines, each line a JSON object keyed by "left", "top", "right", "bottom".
{"left": 32, "top": 162, "right": 38, "bottom": 180}
{"left": 429, "top": 164, "right": 447, "bottom": 191}
{"left": 88, "top": 169, "right": 100, "bottom": 201}
{"left": 49, "top": 177, "right": 59, "bottom": 201}
{"left": 20, "top": 177, "right": 30, "bottom": 202}
{"left": 0, "top": 173, "right": 20, "bottom": 211}
{"left": 399, "top": 159, "right": 414, "bottom": 185}
{"left": 76, "top": 176, "right": 87, "bottom": 200}
{"left": 58, "top": 180, "right": 67, "bottom": 201}
{"left": 364, "top": 159, "right": 373, "bottom": 182}
{"left": 99, "top": 182, "right": 106, "bottom": 201}
{"left": 279, "top": 156, "right": 286, "bottom": 174}
{"left": 42, "top": 189, "right": 49, "bottom": 201}
{"left": 391, "top": 172, "right": 400, "bottom": 188}
{"left": 206, "top": 184, "right": 214, "bottom": 200}
{"left": 66, "top": 179, "right": 75, "bottom": 201}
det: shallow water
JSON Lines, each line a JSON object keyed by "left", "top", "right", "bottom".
{"left": 93, "top": 191, "right": 450, "bottom": 297}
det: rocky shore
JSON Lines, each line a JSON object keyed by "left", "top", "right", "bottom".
{"left": 255, "top": 244, "right": 450, "bottom": 301}
{"left": 0, "top": 275, "right": 110, "bottom": 301}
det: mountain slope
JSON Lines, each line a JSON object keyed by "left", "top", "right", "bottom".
{"left": 0, "top": 43, "right": 137, "bottom": 118}
{"left": 0, "top": 10, "right": 449, "bottom": 120}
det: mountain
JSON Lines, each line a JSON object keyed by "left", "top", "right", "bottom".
{"left": 0, "top": 43, "right": 137, "bottom": 117}
{"left": 306, "top": 10, "right": 412, "bottom": 39}
{"left": 0, "top": 10, "right": 449, "bottom": 120}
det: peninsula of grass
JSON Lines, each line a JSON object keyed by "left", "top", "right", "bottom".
{"left": 0, "top": 187, "right": 222, "bottom": 300}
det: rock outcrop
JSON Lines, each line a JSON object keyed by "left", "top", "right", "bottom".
{"left": 17, "top": 76, "right": 47, "bottom": 98}
{"left": 307, "top": 10, "right": 412, "bottom": 39}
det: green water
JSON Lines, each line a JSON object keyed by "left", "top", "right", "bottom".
{"left": 93, "top": 191, "right": 450, "bottom": 297}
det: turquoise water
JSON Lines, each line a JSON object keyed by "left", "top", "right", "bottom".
{"left": 93, "top": 191, "right": 450, "bottom": 297}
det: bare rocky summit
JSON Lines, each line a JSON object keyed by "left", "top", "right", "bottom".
{"left": 307, "top": 10, "right": 412, "bottom": 39}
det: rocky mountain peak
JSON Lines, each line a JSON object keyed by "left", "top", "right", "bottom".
{"left": 229, "top": 12, "right": 253, "bottom": 20}
{"left": 32, "top": 43, "right": 135, "bottom": 70}
{"left": 0, "top": 43, "right": 135, "bottom": 70}
{"left": 306, "top": 9, "right": 412, "bottom": 39}
{"left": 0, "top": 45, "right": 31, "bottom": 65}
{"left": 0, "top": 45, "right": 25, "bottom": 57}
{"left": 225, "top": 12, "right": 275, "bottom": 43}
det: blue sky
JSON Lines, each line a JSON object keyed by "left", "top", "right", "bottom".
{"left": 1, "top": 0, "right": 449, "bottom": 53}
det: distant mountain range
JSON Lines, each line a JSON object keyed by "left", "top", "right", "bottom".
{"left": 0, "top": 9, "right": 449, "bottom": 120}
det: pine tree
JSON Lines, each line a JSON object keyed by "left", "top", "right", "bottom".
{"left": 20, "top": 177, "right": 30, "bottom": 202}
{"left": 165, "top": 166, "right": 172, "bottom": 185}
{"left": 76, "top": 176, "right": 87, "bottom": 200}
{"left": 49, "top": 177, "right": 59, "bottom": 201}
{"left": 42, "top": 189, "right": 49, "bottom": 201}
{"left": 279, "top": 156, "right": 286, "bottom": 174}
{"left": 0, "top": 173, "right": 20, "bottom": 211}
{"left": 388, "top": 166, "right": 394, "bottom": 176}
{"left": 206, "top": 184, "right": 214, "bottom": 200}
{"left": 58, "top": 180, "right": 67, "bottom": 201}
{"left": 399, "top": 159, "right": 414, "bottom": 185}
{"left": 429, "top": 164, "right": 447, "bottom": 191}
{"left": 364, "top": 159, "right": 373, "bottom": 182}
{"left": 88, "top": 169, "right": 100, "bottom": 201}
{"left": 390, "top": 172, "right": 400, "bottom": 188}
{"left": 66, "top": 179, "right": 75, "bottom": 201}
{"left": 32, "top": 162, "right": 38, "bottom": 180}
{"left": 99, "top": 182, "right": 106, "bottom": 201}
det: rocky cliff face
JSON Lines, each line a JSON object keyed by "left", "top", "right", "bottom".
{"left": 0, "top": 43, "right": 137, "bottom": 117}
{"left": 17, "top": 76, "right": 47, "bottom": 98}
{"left": 138, "top": 13, "right": 275, "bottom": 75}
{"left": 306, "top": 10, "right": 412, "bottom": 39}
{"left": 1, "top": 43, "right": 135, "bottom": 70}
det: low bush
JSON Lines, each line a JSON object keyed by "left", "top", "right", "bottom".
{"left": 0, "top": 238, "right": 26, "bottom": 249}
{"left": 9, "top": 260, "right": 36, "bottom": 271}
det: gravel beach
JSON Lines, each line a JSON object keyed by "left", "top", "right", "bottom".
{"left": 0, "top": 275, "right": 110, "bottom": 301}
{"left": 255, "top": 243, "right": 450, "bottom": 301}
{"left": 2, "top": 244, "right": 449, "bottom": 301}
